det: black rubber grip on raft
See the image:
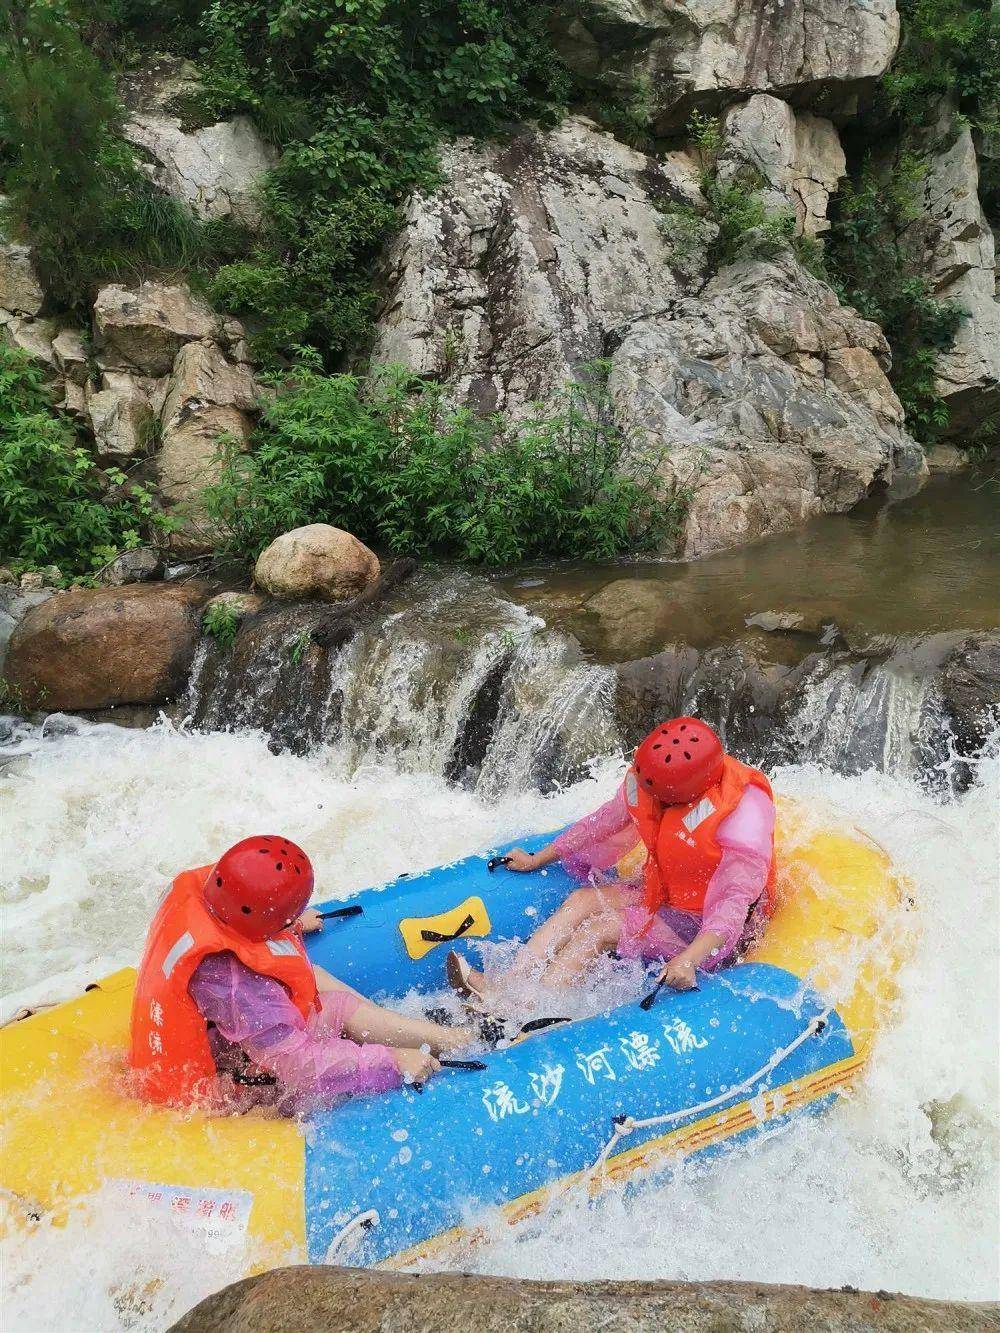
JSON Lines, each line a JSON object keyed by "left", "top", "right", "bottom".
{"left": 420, "top": 913, "right": 475, "bottom": 944}
{"left": 486, "top": 856, "right": 512, "bottom": 872}
{"left": 317, "top": 905, "right": 364, "bottom": 921}
{"left": 439, "top": 1058, "right": 488, "bottom": 1071}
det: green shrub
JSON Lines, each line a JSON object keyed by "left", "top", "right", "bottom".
{"left": 203, "top": 363, "right": 680, "bottom": 565}
{"left": 0, "top": 0, "right": 209, "bottom": 309}
{"left": 882, "top": 0, "right": 999, "bottom": 133}
{"left": 202, "top": 601, "right": 241, "bottom": 650}
{"left": 657, "top": 113, "right": 802, "bottom": 275}
{"left": 824, "top": 158, "right": 963, "bottom": 442}
{"left": 0, "top": 344, "right": 161, "bottom": 577}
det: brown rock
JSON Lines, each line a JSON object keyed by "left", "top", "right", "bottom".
{"left": 93, "top": 281, "right": 218, "bottom": 376}
{"left": 4, "top": 582, "right": 211, "bottom": 710}
{"left": 169, "top": 1267, "right": 998, "bottom": 1333}
{"left": 254, "top": 525, "right": 380, "bottom": 603}
{"left": 87, "top": 383, "right": 155, "bottom": 464}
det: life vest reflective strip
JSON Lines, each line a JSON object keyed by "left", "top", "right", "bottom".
{"left": 624, "top": 755, "right": 776, "bottom": 918}
{"left": 129, "top": 866, "right": 319, "bottom": 1107}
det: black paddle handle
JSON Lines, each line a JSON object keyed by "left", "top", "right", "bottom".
{"left": 316, "top": 904, "right": 364, "bottom": 921}
{"left": 411, "top": 1057, "right": 488, "bottom": 1092}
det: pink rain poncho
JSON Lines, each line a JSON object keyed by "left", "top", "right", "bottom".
{"left": 189, "top": 951, "right": 401, "bottom": 1111}
{"left": 550, "top": 780, "right": 775, "bottom": 967}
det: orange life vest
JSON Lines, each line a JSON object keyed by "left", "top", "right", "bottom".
{"left": 129, "top": 865, "right": 319, "bottom": 1106}
{"left": 624, "top": 754, "right": 776, "bottom": 918}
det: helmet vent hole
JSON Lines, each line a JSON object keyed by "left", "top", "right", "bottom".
{"left": 652, "top": 742, "right": 661, "bottom": 750}
{"left": 691, "top": 736, "right": 699, "bottom": 743}
{"left": 258, "top": 849, "right": 269, "bottom": 855}
{"left": 294, "top": 865, "right": 301, "bottom": 874}
{"left": 672, "top": 738, "right": 679, "bottom": 745}
{"left": 241, "top": 905, "right": 252, "bottom": 915}
{"left": 665, "top": 755, "right": 672, "bottom": 764}
{"left": 275, "top": 861, "right": 283, "bottom": 871}
{"left": 215, "top": 875, "right": 223, "bottom": 887}
{"left": 645, "top": 778, "right": 653, "bottom": 786}
{"left": 684, "top": 750, "right": 691, "bottom": 760}
{"left": 679, "top": 723, "right": 687, "bottom": 731}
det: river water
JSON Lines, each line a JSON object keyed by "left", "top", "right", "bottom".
{"left": 1, "top": 478, "right": 998, "bottom": 1328}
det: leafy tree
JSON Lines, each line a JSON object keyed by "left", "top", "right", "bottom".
{"left": 0, "top": 0, "right": 205, "bottom": 308}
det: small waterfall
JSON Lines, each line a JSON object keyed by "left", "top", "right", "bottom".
{"left": 186, "top": 572, "right": 620, "bottom": 797}
{"left": 184, "top": 573, "right": 995, "bottom": 794}
{"left": 786, "top": 635, "right": 964, "bottom": 783}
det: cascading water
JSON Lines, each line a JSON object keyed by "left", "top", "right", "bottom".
{"left": 185, "top": 572, "right": 621, "bottom": 797}
{"left": 1, "top": 569, "right": 997, "bottom": 1329}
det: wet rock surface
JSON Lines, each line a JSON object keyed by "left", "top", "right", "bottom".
{"left": 3, "top": 582, "right": 212, "bottom": 711}
{"left": 170, "top": 1266, "right": 997, "bottom": 1333}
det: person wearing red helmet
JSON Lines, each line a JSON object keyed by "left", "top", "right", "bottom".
{"left": 447, "top": 718, "right": 776, "bottom": 1003}
{"left": 130, "top": 835, "right": 476, "bottom": 1109}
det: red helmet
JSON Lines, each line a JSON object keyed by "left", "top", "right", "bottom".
{"left": 633, "top": 717, "right": 724, "bottom": 806}
{"left": 204, "top": 835, "right": 314, "bottom": 942}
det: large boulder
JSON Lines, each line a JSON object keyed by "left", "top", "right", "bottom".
{"left": 551, "top": 0, "right": 900, "bottom": 130}
{"left": 609, "top": 254, "right": 920, "bottom": 557}
{"left": 374, "top": 118, "right": 921, "bottom": 559}
{"left": 121, "top": 57, "right": 278, "bottom": 228}
{"left": 718, "top": 95, "right": 846, "bottom": 236}
{"left": 170, "top": 1267, "right": 994, "bottom": 1333}
{"left": 887, "top": 111, "right": 1000, "bottom": 438}
{"left": 3, "top": 582, "right": 211, "bottom": 711}
{"left": 254, "top": 525, "right": 380, "bottom": 603}
{"left": 92, "top": 280, "right": 220, "bottom": 377}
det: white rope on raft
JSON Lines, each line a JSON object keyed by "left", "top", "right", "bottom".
{"left": 586, "top": 1009, "right": 833, "bottom": 1178}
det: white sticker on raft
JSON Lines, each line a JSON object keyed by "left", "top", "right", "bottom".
{"left": 105, "top": 1179, "right": 252, "bottom": 1253}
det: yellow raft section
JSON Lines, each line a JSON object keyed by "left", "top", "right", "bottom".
{"left": 0, "top": 800, "right": 909, "bottom": 1267}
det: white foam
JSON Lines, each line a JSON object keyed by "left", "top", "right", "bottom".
{"left": 1, "top": 722, "right": 997, "bottom": 1328}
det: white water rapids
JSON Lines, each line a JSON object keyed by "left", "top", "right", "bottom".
{"left": 1, "top": 713, "right": 997, "bottom": 1328}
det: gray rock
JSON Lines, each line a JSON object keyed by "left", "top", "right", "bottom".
{"left": 373, "top": 117, "right": 705, "bottom": 417}
{"left": 0, "top": 204, "right": 45, "bottom": 316}
{"left": 609, "top": 255, "right": 919, "bottom": 557}
{"left": 375, "top": 122, "right": 921, "bottom": 559}
{"left": 120, "top": 56, "right": 277, "bottom": 228}
{"left": 0, "top": 313, "right": 62, "bottom": 374}
{"left": 51, "top": 328, "right": 90, "bottom": 386}
{"left": 96, "top": 548, "right": 164, "bottom": 587}
{"left": 551, "top": 0, "right": 900, "bottom": 130}
{"left": 887, "top": 108, "right": 1000, "bottom": 438}
{"left": 718, "top": 95, "right": 846, "bottom": 236}
{"left": 169, "top": 1266, "right": 994, "bottom": 1333}
{"left": 87, "top": 382, "right": 155, "bottom": 464}
{"left": 93, "top": 280, "right": 219, "bottom": 376}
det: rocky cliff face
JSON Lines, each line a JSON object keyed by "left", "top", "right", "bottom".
{"left": 374, "top": 117, "right": 921, "bottom": 557}
{"left": 550, "top": 0, "right": 901, "bottom": 129}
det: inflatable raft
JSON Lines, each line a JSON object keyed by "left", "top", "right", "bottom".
{"left": 1, "top": 802, "right": 907, "bottom": 1270}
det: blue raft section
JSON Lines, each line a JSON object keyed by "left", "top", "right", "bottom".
{"left": 300, "top": 834, "right": 854, "bottom": 1266}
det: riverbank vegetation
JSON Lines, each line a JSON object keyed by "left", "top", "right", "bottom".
{"left": 203, "top": 363, "right": 677, "bottom": 565}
